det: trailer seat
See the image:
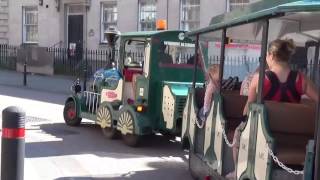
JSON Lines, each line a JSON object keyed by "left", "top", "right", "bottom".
{"left": 266, "top": 101, "right": 316, "bottom": 165}
{"left": 222, "top": 91, "right": 247, "bottom": 130}
{"left": 123, "top": 67, "right": 143, "bottom": 82}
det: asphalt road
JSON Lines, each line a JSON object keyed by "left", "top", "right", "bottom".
{"left": 0, "top": 85, "right": 192, "bottom": 180}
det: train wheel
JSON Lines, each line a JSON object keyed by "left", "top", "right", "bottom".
{"left": 63, "top": 101, "right": 82, "bottom": 126}
{"left": 97, "top": 105, "right": 118, "bottom": 139}
{"left": 118, "top": 110, "right": 140, "bottom": 147}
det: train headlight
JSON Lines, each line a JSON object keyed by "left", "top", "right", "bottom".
{"left": 136, "top": 105, "right": 144, "bottom": 112}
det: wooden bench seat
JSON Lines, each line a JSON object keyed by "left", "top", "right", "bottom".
{"left": 222, "top": 92, "right": 247, "bottom": 131}
{"left": 266, "top": 101, "right": 316, "bottom": 165}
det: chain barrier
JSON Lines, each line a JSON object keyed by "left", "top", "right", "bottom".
{"left": 221, "top": 126, "right": 236, "bottom": 147}
{"left": 267, "top": 145, "right": 304, "bottom": 175}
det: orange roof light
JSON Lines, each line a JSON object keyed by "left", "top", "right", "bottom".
{"left": 156, "top": 19, "right": 167, "bottom": 31}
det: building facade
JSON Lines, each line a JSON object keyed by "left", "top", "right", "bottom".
{"left": 0, "top": 0, "right": 9, "bottom": 44}
{"left": 1, "top": 0, "right": 260, "bottom": 49}
{"left": 1, "top": 0, "right": 227, "bottom": 49}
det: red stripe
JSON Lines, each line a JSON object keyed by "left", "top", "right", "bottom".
{"left": 2, "top": 128, "right": 25, "bottom": 139}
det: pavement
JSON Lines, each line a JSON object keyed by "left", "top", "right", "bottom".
{"left": 0, "top": 69, "right": 76, "bottom": 95}
{"left": 0, "top": 82, "right": 192, "bottom": 180}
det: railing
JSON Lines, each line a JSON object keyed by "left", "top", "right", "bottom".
{"left": 48, "top": 47, "right": 113, "bottom": 77}
{"left": 0, "top": 44, "right": 318, "bottom": 85}
{"left": 0, "top": 44, "right": 17, "bottom": 70}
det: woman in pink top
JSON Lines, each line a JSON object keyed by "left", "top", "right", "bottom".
{"left": 197, "top": 64, "right": 220, "bottom": 128}
{"left": 240, "top": 67, "right": 260, "bottom": 96}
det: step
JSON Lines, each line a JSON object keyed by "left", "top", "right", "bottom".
{"left": 0, "top": 31, "right": 7, "bottom": 37}
{"left": 0, "top": 25, "right": 8, "bottom": 33}
{"left": 0, "top": 38, "right": 8, "bottom": 44}
{"left": 0, "top": 19, "right": 8, "bottom": 25}
{"left": 0, "top": 8, "right": 8, "bottom": 14}
{"left": 0, "top": 1, "right": 8, "bottom": 7}
{"left": 0, "top": 13, "right": 8, "bottom": 20}
{"left": 0, "top": 5, "right": 8, "bottom": 12}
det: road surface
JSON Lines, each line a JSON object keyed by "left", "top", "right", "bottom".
{"left": 0, "top": 85, "right": 192, "bottom": 180}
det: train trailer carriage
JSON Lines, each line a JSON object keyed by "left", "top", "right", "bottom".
{"left": 183, "top": 0, "right": 320, "bottom": 180}
{"left": 63, "top": 30, "right": 205, "bottom": 147}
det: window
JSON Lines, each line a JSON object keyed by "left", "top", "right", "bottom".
{"left": 23, "top": 7, "right": 38, "bottom": 43}
{"left": 158, "top": 41, "right": 195, "bottom": 67}
{"left": 228, "top": 0, "right": 250, "bottom": 11}
{"left": 139, "top": 0, "right": 157, "bottom": 31}
{"left": 101, "top": 2, "right": 118, "bottom": 43}
{"left": 180, "top": 0, "right": 200, "bottom": 31}
{"left": 124, "top": 40, "right": 145, "bottom": 68}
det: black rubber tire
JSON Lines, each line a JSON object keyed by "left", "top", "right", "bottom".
{"left": 189, "top": 151, "right": 198, "bottom": 180}
{"left": 63, "top": 101, "right": 82, "bottom": 126}
{"left": 122, "top": 134, "right": 140, "bottom": 147}
{"left": 102, "top": 127, "right": 119, "bottom": 139}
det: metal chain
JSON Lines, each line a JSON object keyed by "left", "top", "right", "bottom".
{"left": 267, "top": 146, "right": 304, "bottom": 175}
{"left": 221, "top": 126, "right": 235, "bottom": 147}
{"left": 195, "top": 118, "right": 204, "bottom": 129}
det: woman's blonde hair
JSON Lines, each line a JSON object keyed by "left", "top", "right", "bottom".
{"left": 268, "top": 39, "right": 296, "bottom": 62}
{"left": 208, "top": 64, "right": 220, "bottom": 80}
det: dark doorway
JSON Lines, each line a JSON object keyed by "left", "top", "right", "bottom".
{"left": 68, "top": 15, "right": 83, "bottom": 60}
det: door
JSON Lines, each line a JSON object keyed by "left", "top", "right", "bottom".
{"left": 68, "top": 15, "right": 83, "bottom": 60}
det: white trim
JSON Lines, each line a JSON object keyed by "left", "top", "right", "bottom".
{"left": 67, "top": 4, "right": 86, "bottom": 15}
{"left": 22, "top": 6, "right": 38, "bottom": 44}
{"left": 138, "top": 0, "right": 157, "bottom": 31}
{"left": 65, "top": 4, "right": 86, "bottom": 48}
{"left": 228, "top": 0, "right": 250, "bottom": 11}
{"left": 162, "top": 85, "right": 175, "bottom": 129}
{"left": 100, "top": 1, "right": 118, "bottom": 44}
{"left": 180, "top": 0, "right": 200, "bottom": 31}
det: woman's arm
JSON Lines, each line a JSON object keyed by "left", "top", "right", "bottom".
{"left": 302, "top": 74, "right": 319, "bottom": 103}
{"left": 243, "top": 74, "right": 259, "bottom": 115}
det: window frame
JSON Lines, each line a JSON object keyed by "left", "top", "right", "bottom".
{"left": 138, "top": 0, "right": 157, "bottom": 31}
{"left": 100, "top": 1, "right": 118, "bottom": 44}
{"left": 180, "top": 0, "right": 200, "bottom": 31}
{"left": 22, "top": 6, "right": 38, "bottom": 44}
{"left": 228, "top": 0, "right": 250, "bottom": 12}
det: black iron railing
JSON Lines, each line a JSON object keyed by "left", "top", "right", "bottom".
{"left": 0, "top": 44, "right": 318, "bottom": 85}
{"left": 48, "top": 47, "right": 113, "bottom": 77}
{"left": 0, "top": 44, "right": 17, "bottom": 70}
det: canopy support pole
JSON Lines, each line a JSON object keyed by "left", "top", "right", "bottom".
{"left": 218, "top": 29, "right": 226, "bottom": 92}
{"left": 257, "top": 20, "right": 269, "bottom": 104}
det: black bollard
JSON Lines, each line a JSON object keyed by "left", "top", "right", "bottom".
{"left": 1, "top": 106, "right": 25, "bottom": 180}
{"left": 23, "top": 61, "right": 27, "bottom": 86}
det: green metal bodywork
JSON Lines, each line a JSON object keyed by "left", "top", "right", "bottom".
{"left": 117, "top": 31, "right": 204, "bottom": 134}
{"left": 238, "top": 103, "right": 274, "bottom": 180}
{"left": 160, "top": 82, "right": 194, "bottom": 132}
{"left": 66, "top": 30, "right": 204, "bottom": 136}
